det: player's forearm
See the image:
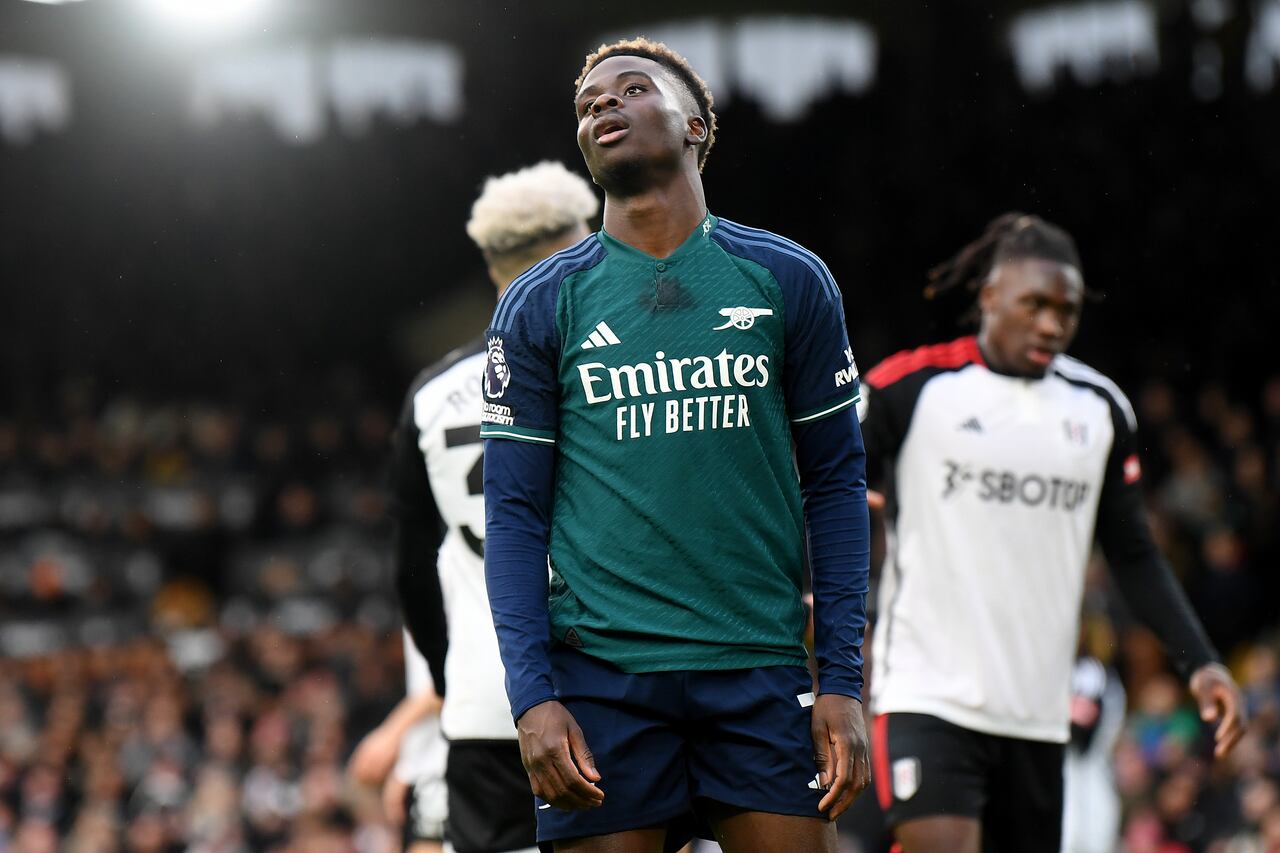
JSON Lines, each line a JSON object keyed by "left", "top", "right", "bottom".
{"left": 394, "top": 518, "right": 449, "bottom": 692}
{"left": 794, "top": 408, "right": 871, "bottom": 700}
{"left": 483, "top": 438, "right": 559, "bottom": 720}
{"left": 1110, "top": 551, "right": 1219, "bottom": 679}
{"left": 487, "top": 534, "right": 558, "bottom": 720}
{"left": 391, "top": 703, "right": 443, "bottom": 784}
{"left": 1097, "top": 483, "right": 1219, "bottom": 679}
{"left": 389, "top": 409, "right": 451, "bottom": 691}
{"left": 384, "top": 689, "right": 443, "bottom": 739}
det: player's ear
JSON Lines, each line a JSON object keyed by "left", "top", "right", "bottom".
{"left": 686, "top": 115, "right": 707, "bottom": 146}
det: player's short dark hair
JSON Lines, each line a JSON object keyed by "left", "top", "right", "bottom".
{"left": 926, "top": 212, "right": 1090, "bottom": 303}
{"left": 575, "top": 37, "right": 718, "bottom": 172}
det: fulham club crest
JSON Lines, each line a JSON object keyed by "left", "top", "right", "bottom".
{"left": 1063, "top": 419, "right": 1089, "bottom": 447}
{"left": 484, "top": 336, "right": 511, "bottom": 399}
{"left": 892, "top": 757, "right": 921, "bottom": 801}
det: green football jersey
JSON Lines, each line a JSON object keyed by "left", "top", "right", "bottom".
{"left": 480, "top": 215, "right": 860, "bottom": 672}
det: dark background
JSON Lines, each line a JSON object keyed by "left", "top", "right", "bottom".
{"left": 2, "top": 0, "right": 1276, "bottom": 416}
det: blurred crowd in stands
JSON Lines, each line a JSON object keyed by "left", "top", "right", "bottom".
{"left": 0, "top": 382, "right": 405, "bottom": 852}
{"left": 0, "top": 370, "right": 1277, "bottom": 851}
{"left": 1094, "top": 376, "right": 1280, "bottom": 853}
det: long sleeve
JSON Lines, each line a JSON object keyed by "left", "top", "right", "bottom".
{"left": 1094, "top": 409, "right": 1218, "bottom": 679}
{"left": 394, "top": 518, "right": 449, "bottom": 691}
{"left": 772, "top": 245, "right": 870, "bottom": 701}
{"left": 483, "top": 436, "right": 558, "bottom": 721}
{"left": 794, "top": 407, "right": 870, "bottom": 700}
{"left": 477, "top": 259, "right": 567, "bottom": 721}
{"left": 481, "top": 432, "right": 558, "bottom": 717}
{"left": 389, "top": 384, "right": 449, "bottom": 692}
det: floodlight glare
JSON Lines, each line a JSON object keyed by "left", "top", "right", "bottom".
{"left": 141, "top": 0, "right": 266, "bottom": 28}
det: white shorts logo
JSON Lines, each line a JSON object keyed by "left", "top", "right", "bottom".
{"left": 484, "top": 336, "right": 511, "bottom": 399}
{"left": 713, "top": 306, "right": 773, "bottom": 330}
{"left": 892, "top": 757, "right": 921, "bottom": 801}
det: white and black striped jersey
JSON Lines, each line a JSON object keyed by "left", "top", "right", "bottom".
{"left": 860, "top": 336, "right": 1215, "bottom": 743}
{"left": 391, "top": 337, "right": 516, "bottom": 741}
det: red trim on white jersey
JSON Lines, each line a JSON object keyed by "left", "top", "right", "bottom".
{"left": 866, "top": 335, "right": 985, "bottom": 389}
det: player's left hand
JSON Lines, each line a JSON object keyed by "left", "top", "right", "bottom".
{"left": 811, "top": 694, "right": 870, "bottom": 821}
{"left": 1189, "top": 662, "right": 1247, "bottom": 759}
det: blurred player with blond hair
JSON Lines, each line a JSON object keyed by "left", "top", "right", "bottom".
{"left": 350, "top": 161, "right": 597, "bottom": 853}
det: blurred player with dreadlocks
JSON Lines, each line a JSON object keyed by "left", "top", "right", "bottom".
{"left": 350, "top": 161, "right": 597, "bottom": 853}
{"left": 481, "top": 37, "right": 871, "bottom": 853}
{"left": 858, "top": 212, "right": 1246, "bottom": 852}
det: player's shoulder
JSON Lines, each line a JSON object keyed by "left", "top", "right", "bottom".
{"left": 865, "top": 335, "right": 985, "bottom": 390}
{"left": 406, "top": 336, "right": 487, "bottom": 403}
{"left": 1048, "top": 354, "right": 1138, "bottom": 431}
{"left": 711, "top": 217, "right": 840, "bottom": 303}
{"left": 490, "top": 234, "right": 606, "bottom": 332}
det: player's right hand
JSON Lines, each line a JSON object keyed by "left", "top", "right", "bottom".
{"left": 516, "top": 700, "right": 604, "bottom": 810}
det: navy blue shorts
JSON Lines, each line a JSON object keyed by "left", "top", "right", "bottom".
{"left": 535, "top": 645, "right": 826, "bottom": 846}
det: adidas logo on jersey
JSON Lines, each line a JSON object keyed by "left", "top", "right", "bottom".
{"left": 580, "top": 321, "right": 622, "bottom": 350}
{"left": 958, "top": 417, "right": 983, "bottom": 433}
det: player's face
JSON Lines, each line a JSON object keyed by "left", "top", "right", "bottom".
{"left": 574, "top": 56, "right": 705, "bottom": 190}
{"left": 978, "top": 258, "right": 1084, "bottom": 378}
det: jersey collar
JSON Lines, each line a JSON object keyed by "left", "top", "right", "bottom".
{"left": 597, "top": 213, "right": 718, "bottom": 266}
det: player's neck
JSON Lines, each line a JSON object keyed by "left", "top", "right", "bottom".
{"left": 601, "top": 173, "right": 706, "bottom": 259}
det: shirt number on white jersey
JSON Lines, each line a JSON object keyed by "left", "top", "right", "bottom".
{"left": 443, "top": 425, "right": 485, "bottom": 558}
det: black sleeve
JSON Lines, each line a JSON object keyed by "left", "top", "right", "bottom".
{"left": 1095, "top": 398, "right": 1219, "bottom": 681}
{"left": 389, "top": 385, "right": 449, "bottom": 694}
{"left": 858, "top": 384, "right": 890, "bottom": 487}
{"left": 859, "top": 372, "right": 929, "bottom": 490}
